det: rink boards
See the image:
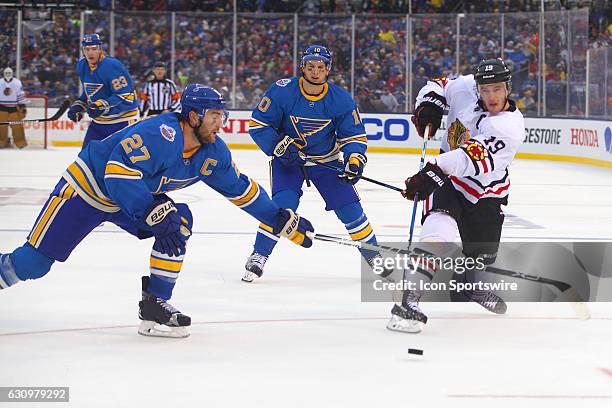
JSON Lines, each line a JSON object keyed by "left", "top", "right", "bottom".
{"left": 23, "top": 108, "right": 612, "bottom": 168}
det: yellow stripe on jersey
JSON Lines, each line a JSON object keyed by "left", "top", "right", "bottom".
{"left": 63, "top": 160, "right": 119, "bottom": 212}
{"left": 64, "top": 162, "right": 115, "bottom": 207}
{"left": 229, "top": 179, "right": 260, "bottom": 208}
{"left": 117, "top": 92, "right": 136, "bottom": 102}
{"left": 104, "top": 161, "right": 143, "bottom": 180}
{"left": 150, "top": 256, "right": 183, "bottom": 273}
{"left": 337, "top": 135, "right": 368, "bottom": 146}
{"left": 259, "top": 223, "right": 274, "bottom": 233}
{"left": 28, "top": 183, "right": 74, "bottom": 248}
{"left": 59, "top": 183, "right": 76, "bottom": 199}
{"left": 248, "top": 118, "right": 268, "bottom": 130}
{"left": 350, "top": 223, "right": 373, "bottom": 241}
{"left": 93, "top": 108, "right": 139, "bottom": 123}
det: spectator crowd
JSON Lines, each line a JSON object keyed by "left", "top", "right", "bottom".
{"left": 0, "top": 0, "right": 608, "bottom": 116}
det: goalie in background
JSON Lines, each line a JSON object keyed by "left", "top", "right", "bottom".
{"left": 67, "top": 34, "right": 139, "bottom": 148}
{"left": 0, "top": 67, "right": 28, "bottom": 149}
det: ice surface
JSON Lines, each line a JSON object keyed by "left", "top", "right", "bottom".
{"left": 1, "top": 148, "right": 611, "bottom": 407}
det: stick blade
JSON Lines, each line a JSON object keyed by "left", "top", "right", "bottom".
{"left": 558, "top": 287, "right": 592, "bottom": 320}
{"left": 51, "top": 98, "right": 71, "bottom": 121}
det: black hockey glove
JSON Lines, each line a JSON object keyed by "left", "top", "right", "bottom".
{"left": 273, "top": 135, "right": 306, "bottom": 167}
{"left": 401, "top": 162, "right": 447, "bottom": 201}
{"left": 411, "top": 92, "right": 445, "bottom": 139}
{"left": 141, "top": 198, "right": 191, "bottom": 257}
{"left": 339, "top": 153, "right": 366, "bottom": 184}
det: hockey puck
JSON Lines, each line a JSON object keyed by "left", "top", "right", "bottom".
{"left": 407, "top": 348, "right": 423, "bottom": 355}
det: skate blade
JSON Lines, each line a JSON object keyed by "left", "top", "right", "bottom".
{"left": 138, "top": 320, "right": 190, "bottom": 338}
{"left": 386, "top": 316, "right": 423, "bottom": 334}
{"left": 241, "top": 271, "right": 258, "bottom": 283}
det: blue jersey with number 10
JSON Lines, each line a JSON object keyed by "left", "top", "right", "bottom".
{"left": 248, "top": 76, "right": 367, "bottom": 163}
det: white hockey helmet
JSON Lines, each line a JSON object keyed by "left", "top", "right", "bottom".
{"left": 4, "top": 67, "right": 13, "bottom": 81}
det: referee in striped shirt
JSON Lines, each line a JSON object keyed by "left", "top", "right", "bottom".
{"left": 139, "top": 61, "right": 181, "bottom": 118}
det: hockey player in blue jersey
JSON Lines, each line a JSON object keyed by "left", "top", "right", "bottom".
{"left": 0, "top": 84, "right": 314, "bottom": 338}
{"left": 67, "top": 34, "right": 139, "bottom": 148}
{"left": 242, "top": 44, "right": 387, "bottom": 282}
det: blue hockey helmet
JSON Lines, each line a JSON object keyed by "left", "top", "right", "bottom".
{"left": 301, "top": 45, "right": 332, "bottom": 70}
{"left": 179, "top": 84, "right": 228, "bottom": 124}
{"left": 81, "top": 33, "right": 103, "bottom": 47}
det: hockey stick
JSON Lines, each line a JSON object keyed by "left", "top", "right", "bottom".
{"left": 303, "top": 157, "right": 404, "bottom": 192}
{"left": 0, "top": 99, "right": 70, "bottom": 126}
{"left": 309, "top": 232, "right": 590, "bottom": 318}
{"left": 485, "top": 265, "right": 591, "bottom": 320}
{"left": 407, "top": 124, "right": 431, "bottom": 249}
{"left": 308, "top": 232, "right": 413, "bottom": 255}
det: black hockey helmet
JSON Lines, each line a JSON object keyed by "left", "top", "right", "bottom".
{"left": 474, "top": 58, "right": 511, "bottom": 88}
{"left": 474, "top": 58, "right": 512, "bottom": 85}
{"left": 153, "top": 61, "right": 166, "bottom": 69}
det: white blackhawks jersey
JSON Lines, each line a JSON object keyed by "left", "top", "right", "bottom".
{"left": 0, "top": 78, "right": 26, "bottom": 107}
{"left": 415, "top": 74, "right": 525, "bottom": 204}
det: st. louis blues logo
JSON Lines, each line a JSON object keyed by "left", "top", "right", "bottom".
{"left": 83, "top": 83, "right": 104, "bottom": 100}
{"left": 290, "top": 116, "right": 331, "bottom": 148}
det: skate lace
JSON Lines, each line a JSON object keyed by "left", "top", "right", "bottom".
{"left": 402, "top": 290, "right": 424, "bottom": 314}
{"left": 468, "top": 290, "right": 499, "bottom": 308}
{"left": 405, "top": 290, "right": 422, "bottom": 304}
{"left": 157, "top": 299, "right": 179, "bottom": 314}
{"left": 250, "top": 253, "right": 268, "bottom": 266}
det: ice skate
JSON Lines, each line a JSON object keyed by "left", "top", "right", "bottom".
{"left": 138, "top": 276, "right": 191, "bottom": 338}
{"left": 462, "top": 288, "right": 507, "bottom": 314}
{"left": 242, "top": 251, "right": 268, "bottom": 282}
{"left": 386, "top": 291, "right": 427, "bottom": 333}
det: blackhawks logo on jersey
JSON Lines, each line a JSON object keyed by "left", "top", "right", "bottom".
{"left": 465, "top": 141, "right": 485, "bottom": 161}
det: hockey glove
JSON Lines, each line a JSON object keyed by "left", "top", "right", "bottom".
{"left": 402, "top": 162, "right": 447, "bottom": 201}
{"left": 339, "top": 153, "right": 367, "bottom": 184}
{"left": 273, "top": 208, "right": 314, "bottom": 248}
{"left": 141, "top": 198, "right": 192, "bottom": 257}
{"left": 87, "top": 99, "right": 110, "bottom": 119}
{"left": 274, "top": 135, "right": 306, "bottom": 167}
{"left": 67, "top": 100, "right": 87, "bottom": 122}
{"left": 16, "top": 104, "right": 27, "bottom": 119}
{"left": 411, "top": 92, "right": 445, "bottom": 139}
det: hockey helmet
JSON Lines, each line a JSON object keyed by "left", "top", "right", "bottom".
{"left": 474, "top": 58, "right": 511, "bottom": 88}
{"left": 179, "top": 84, "right": 228, "bottom": 125}
{"left": 81, "top": 33, "right": 103, "bottom": 47}
{"left": 301, "top": 45, "right": 332, "bottom": 70}
{"left": 4, "top": 67, "right": 13, "bottom": 81}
